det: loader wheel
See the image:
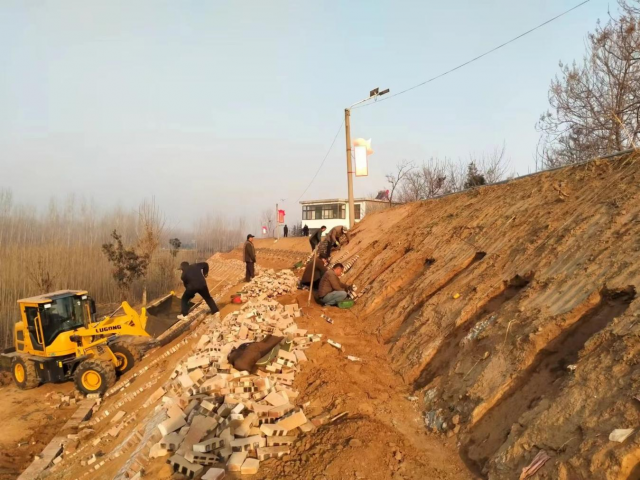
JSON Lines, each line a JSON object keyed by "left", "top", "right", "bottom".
{"left": 74, "top": 359, "right": 116, "bottom": 395}
{"left": 110, "top": 343, "right": 143, "bottom": 375}
{"left": 11, "top": 357, "right": 40, "bottom": 390}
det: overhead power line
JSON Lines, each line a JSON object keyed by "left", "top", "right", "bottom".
{"left": 297, "top": 121, "right": 344, "bottom": 202}
{"left": 355, "top": 0, "right": 592, "bottom": 108}
{"left": 296, "top": 0, "right": 591, "bottom": 201}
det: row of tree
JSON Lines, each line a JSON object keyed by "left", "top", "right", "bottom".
{"left": 385, "top": 144, "right": 511, "bottom": 203}
{"left": 537, "top": 0, "right": 640, "bottom": 167}
{"left": 385, "top": 1, "right": 640, "bottom": 200}
{"left": 0, "top": 190, "right": 246, "bottom": 348}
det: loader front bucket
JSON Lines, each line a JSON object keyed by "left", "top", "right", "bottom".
{"left": 144, "top": 293, "right": 194, "bottom": 338}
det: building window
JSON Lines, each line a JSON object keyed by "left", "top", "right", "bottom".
{"left": 302, "top": 204, "right": 346, "bottom": 220}
{"left": 354, "top": 204, "right": 361, "bottom": 220}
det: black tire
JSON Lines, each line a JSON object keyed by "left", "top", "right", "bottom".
{"left": 110, "top": 343, "right": 143, "bottom": 375}
{"left": 11, "top": 356, "right": 40, "bottom": 390}
{"left": 74, "top": 359, "right": 116, "bottom": 395}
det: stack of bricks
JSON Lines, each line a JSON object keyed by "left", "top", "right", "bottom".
{"left": 139, "top": 270, "right": 321, "bottom": 478}
{"left": 40, "top": 269, "right": 321, "bottom": 480}
{"left": 239, "top": 269, "right": 299, "bottom": 300}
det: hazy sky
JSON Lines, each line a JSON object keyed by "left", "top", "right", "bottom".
{"left": 0, "top": 0, "right": 607, "bottom": 229}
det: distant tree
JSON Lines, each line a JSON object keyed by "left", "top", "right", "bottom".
{"left": 169, "top": 238, "right": 182, "bottom": 258}
{"left": 385, "top": 160, "right": 415, "bottom": 205}
{"left": 290, "top": 222, "right": 303, "bottom": 237}
{"left": 468, "top": 143, "right": 510, "bottom": 184}
{"left": 261, "top": 209, "right": 276, "bottom": 236}
{"left": 137, "top": 198, "right": 165, "bottom": 305}
{"left": 398, "top": 158, "right": 448, "bottom": 202}
{"left": 537, "top": 1, "right": 640, "bottom": 167}
{"left": 464, "top": 162, "right": 486, "bottom": 189}
{"left": 27, "top": 256, "right": 56, "bottom": 293}
{"left": 102, "top": 230, "right": 149, "bottom": 300}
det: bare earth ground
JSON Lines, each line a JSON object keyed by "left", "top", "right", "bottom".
{"left": 3, "top": 155, "right": 640, "bottom": 479}
{"left": 0, "top": 379, "right": 75, "bottom": 479}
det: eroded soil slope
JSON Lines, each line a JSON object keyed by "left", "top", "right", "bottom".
{"left": 337, "top": 155, "right": 640, "bottom": 479}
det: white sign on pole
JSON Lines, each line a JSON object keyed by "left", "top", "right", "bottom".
{"left": 354, "top": 145, "right": 368, "bottom": 176}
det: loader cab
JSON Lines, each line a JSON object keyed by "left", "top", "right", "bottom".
{"left": 16, "top": 290, "right": 95, "bottom": 356}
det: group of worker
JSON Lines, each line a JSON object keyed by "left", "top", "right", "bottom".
{"left": 176, "top": 225, "right": 351, "bottom": 320}
{"left": 177, "top": 233, "right": 257, "bottom": 319}
{"left": 301, "top": 225, "right": 352, "bottom": 306}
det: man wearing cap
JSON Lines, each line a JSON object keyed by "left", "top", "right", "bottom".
{"left": 327, "top": 225, "right": 350, "bottom": 250}
{"left": 244, "top": 234, "right": 257, "bottom": 282}
{"left": 178, "top": 261, "right": 219, "bottom": 319}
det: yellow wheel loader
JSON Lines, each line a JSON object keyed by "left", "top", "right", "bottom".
{"left": 2, "top": 290, "right": 151, "bottom": 395}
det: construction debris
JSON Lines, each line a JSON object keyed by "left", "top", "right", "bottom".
{"left": 519, "top": 450, "right": 551, "bottom": 479}
{"left": 609, "top": 428, "right": 634, "bottom": 443}
{"left": 122, "top": 269, "right": 321, "bottom": 479}
{"left": 321, "top": 314, "right": 334, "bottom": 324}
{"left": 238, "top": 269, "right": 299, "bottom": 300}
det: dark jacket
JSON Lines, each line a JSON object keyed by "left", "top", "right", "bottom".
{"left": 301, "top": 256, "right": 328, "bottom": 284}
{"left": 318, "top": 269, "right": 348, "bottom": 298}
{"left": 303, "top": 225, "right": 309, "bottom": 236}
{"left": 317, "top": 239, "right": 331, "bottom": 259}
{"left": 310, "top": 229, "right": 323, "bottom": 248}
{"left": 244, "top": 241, "right": 256, "bottom": 263}
{"left": 181, "top": 262, "right": 209, "bottom": 290}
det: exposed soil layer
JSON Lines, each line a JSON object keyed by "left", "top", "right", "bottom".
{"left": 413, "top": 273, "right": 532, "bottom": 391}
{"left": 340, "top": 154, "right": 640, "bottom": 479}
{"left": 463, "top": 287, "right": 635, "bottom": 476}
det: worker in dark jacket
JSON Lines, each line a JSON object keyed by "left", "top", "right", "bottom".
{"left": 300, "top": 255, "right": 328, "bottom": 290}
{"left": 309, "top": 226, "right": 326, "bottom": 251}
{"left": 302, "top": 224, "right": 309, "bottom": 237}
{"left": 244, "top": 234, "right": 257, "bottom": 282}
{"left": 317, "top": 237, "right": 332, "bottom": 260}
{"left": 283, "top": 225, "right": 289, "bottom": 237}
{"left": 178, "top": 261, "right": 219, "bottom": 318}
{"left": 318, "top": 263, "right": 350, "bottom": 306}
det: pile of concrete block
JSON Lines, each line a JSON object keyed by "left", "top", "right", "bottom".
{"left": 239, "top": 269, "right": 299, "bottom": 300}
{"left": 143, "top": 274, "right": 320, "bottom": 478}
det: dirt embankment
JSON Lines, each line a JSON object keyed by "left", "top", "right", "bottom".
{"left": 336, "top": 155, "right": 640, "bottom": 479}
{"left": 6, "top": 157, "right": 640, "bottom": 480}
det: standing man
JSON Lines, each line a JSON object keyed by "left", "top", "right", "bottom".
{"left": 302, "top": 224, "right": 309, "bottom": 237}
{"left": 309, "top": 226, "right": 326, "bottom": 251}
{"left": 244, "top": 234, "right": 257, "bottom": 282}
{"left": 283, "top": 225, "right": 289, "bottom": 237}
{"left": 178, "top": 261, "right": 219, "bottom": 319}
{"left": 318, "top": 263, "right": 351, "bottom": 306}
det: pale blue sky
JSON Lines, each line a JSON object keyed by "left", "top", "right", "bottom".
{"left": 0, "top": 0, "right": 608, "bottom": 228}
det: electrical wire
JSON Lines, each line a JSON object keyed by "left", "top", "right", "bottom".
{"left": 297, "top": 121, "right": 344, "bottom": 202}
{"left": 355, "top": 0, "right": 592, "bottom": 109}
{"left": 296, "top": 1, "right": 591, "bottom": 201}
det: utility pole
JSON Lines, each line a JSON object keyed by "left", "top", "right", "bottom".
{"left": 344, "top": 108, "right": 355, "bottom": 229}
{"left": 275, "top": 203, "right": 279, "bottom": 239}
{"left": 345, "top": 87, "right": 389, "bottom": 230}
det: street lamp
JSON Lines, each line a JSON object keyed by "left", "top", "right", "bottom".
{"left": 344, "top": 87, "right": 389, "bottom": 228}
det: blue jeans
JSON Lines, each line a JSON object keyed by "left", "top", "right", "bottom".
{"left": 322, "top": 291, "right": 348, "bottom": 306}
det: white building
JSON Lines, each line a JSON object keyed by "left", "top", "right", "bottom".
{"left": 299, "top": 198, "right": 390, "bottom": 233}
